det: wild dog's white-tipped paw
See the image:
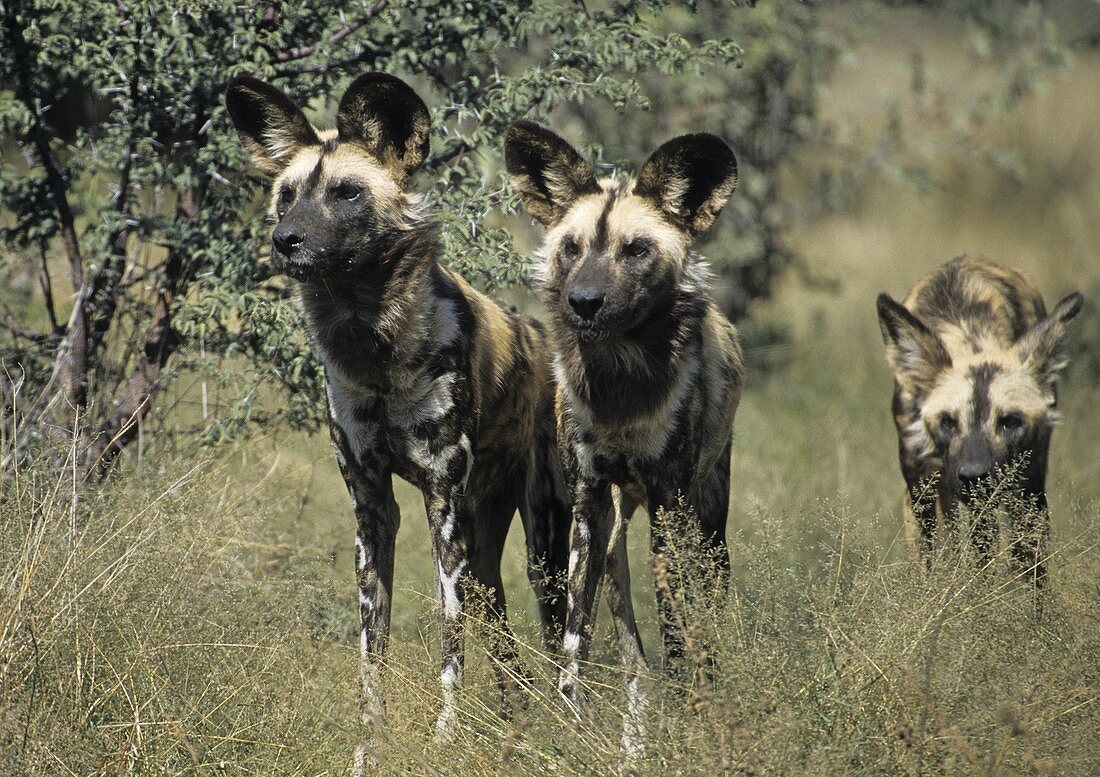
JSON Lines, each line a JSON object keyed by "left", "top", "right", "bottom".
{"left": 621, "top": 676, "right": 648, "bottom": 760}
{"left": 353, "top": 741, "right": 379, "bottom": 776}
{"left": 433, "top": 705, "right": 458, "bottom": 744}
{"left": 557, "top": 674, "right": 590, "bottom": 720}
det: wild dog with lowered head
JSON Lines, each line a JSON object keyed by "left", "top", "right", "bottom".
{"left": 877, "top": 255, "right": 1083, "bottom": 585}
{"left": 225, "top": 74, "right": 571, "bottom": 744}
{"left": 505, "top": 122, "right": 744, "bottom": 742}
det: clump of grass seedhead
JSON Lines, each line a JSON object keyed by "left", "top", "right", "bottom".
{"left": 650, "top": 500, "right": 733, "bottom": 704}
{"left": 0, "top": 436, "right": 365, "bottom": 774}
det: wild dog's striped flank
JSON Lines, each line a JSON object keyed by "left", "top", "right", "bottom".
{"left": 506, "top": 122, "right": 744, "bottom": 756}
{"left": 877, "top": 255, "right": 1083, "bottom": 586}
{"left": 226, "top": 74, "right": 571, "bottom": 758}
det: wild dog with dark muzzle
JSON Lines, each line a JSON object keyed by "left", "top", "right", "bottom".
{"left": 877, "top": 255, "right": 1083, "bottom": 586}
{"left": 505, "top": 122, "right": 744, "bottom": 751}
{"left": 225, "top": 74, "right": 571, "bottom": 749}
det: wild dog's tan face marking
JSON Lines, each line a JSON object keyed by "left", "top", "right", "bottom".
{"left": 878, "top": 285, "right": 1083, "bottom": 505}
{"left": 538, "top": 183, "right": 692, "bottom": 336}
{"left": 226, "top": 74, "right": 430, "bottom": 281}
{"left": 272, "top": 135, "right": 405, "bottom": 223}
{"left": 505, "top": 122, "right": 737, "bottom": 339}
{"left": 920, "top": 360, "right": 1054, "bottom": 497}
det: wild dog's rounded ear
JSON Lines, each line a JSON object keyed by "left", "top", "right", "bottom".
{"left": 635, "top": 133, "right": 738, "bottom": 237}
{"left": 225, "top": 76, "right": 320, "bottom": 176}
{"left": 504, "top": 121, "right": 599, "bottom": 226}
{"left": 1015, "top": 291, "right": 1084, "bottom": 387}
{"left": 876, "top": 293, "right": 952, "bottom": 389}
{"left": 337, "top": 72, "right": 431, "bottom": 181}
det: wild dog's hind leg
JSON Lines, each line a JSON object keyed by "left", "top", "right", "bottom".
{"left": 519, "top": 438, "right": 572, "bottom": 652}
{"left": 605, "top": 487, "right": 647, "bottom": 759}
{"left": 467, "top": 489, "right": 529, "bottom": 707}
{"left": 695, "top": 440, "right": 733, "bottom": 594}
{"left": 648, "top": 451, "right": 731, "bottom": 685}
{"left": 646, "top": 475, "right": 695, "bottom": 676}
{"left": 559, "top": 474, "right": 612, "bottom": 714}
{"left": 416, "top": 425, "right": 474, "bottom": 742}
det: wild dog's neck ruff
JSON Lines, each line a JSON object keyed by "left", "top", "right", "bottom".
{"left": 556, "top": 286, "right": 709, "bottom": 425}
{"left": 297, "top": 218, "right": 443, "bottom": 392}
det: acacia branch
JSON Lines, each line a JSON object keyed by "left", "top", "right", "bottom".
{"left": 84, "top": 184, "right": 204, "bottom": 479}
{"left": 87, "top": 75, "right": 141, "bottom": 359}
{"left": 37, "top": 241, "right": 60, "bottom": 334}
{"left": 0, "top": 307, "right": 53, "bottom": 343}
{"left": 273, "top": 0, "right": 389, "bottom": 63}
{"left": 4, "top": 0, "right": 91, "bottom": 411}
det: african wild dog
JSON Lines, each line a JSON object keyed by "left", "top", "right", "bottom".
{"left": 877, "top": 255, "right": 1083, "bottom": 585}
{"left": 225, "top": 74, "right": 571, "bottom": 746}
{"left": 505, "top": 121, "right": 744, "bottom": 749}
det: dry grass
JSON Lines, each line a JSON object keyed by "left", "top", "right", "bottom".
{"left": 2, "top": 435, "right": 1096, "bottom": 774}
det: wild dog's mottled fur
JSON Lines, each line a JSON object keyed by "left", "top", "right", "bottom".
{"left": 505, "top": 122, "right": 743, "bottom": 748}
{"left": 877, "top": 255, "right": 1083, "bottom": 585}
{"left": 226, "top": 75, "right": 571, "bottom": 746}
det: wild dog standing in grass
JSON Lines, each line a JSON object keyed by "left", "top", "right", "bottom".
{"left": 505, "top": 121, "right": 744, "bottom": 752}
{"left": 877, "top": 256, "right": 1083, "bottom": 587}
{"left": 225, "top": 74, "right": 572, "bottom": 752}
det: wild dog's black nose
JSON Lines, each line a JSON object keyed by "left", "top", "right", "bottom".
{"left": 568, "top": 286, "right": 605, "bottom": 320}
{"left": 272, "top": 224, "right": 305, "bottom": 255}
{"left": 958, "top": 463, "right": 991, "bottom": 489}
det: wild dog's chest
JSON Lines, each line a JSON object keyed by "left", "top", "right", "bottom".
{"left": 568, "top": 397, "right": 702, "bottom": 488}
{"left": 562, "top": 347, "right": 704, "bottom": 476}
{"left": 327, "top": 370, "right": 467, "bottom": 482}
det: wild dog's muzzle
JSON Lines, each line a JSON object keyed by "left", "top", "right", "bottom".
{"left": 272, "top": 222, "right": 305, "bottom": 256}
{"left": 568, "top": 286, "right": 605, "bottom": 320}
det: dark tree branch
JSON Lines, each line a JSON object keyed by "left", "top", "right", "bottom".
{"left": 273, "top": 0, "right": 389, "bottom": 64}
{"left": 4, "top": 0, "right": 90, "bottom": 411}
{"left": 87, "top": 74, "right": 141, "bottom": 360}
{"left": 84, "top": 183, "right": 205, "bottom": 479}
{"left": 0, "top": 307, "right": 53, "bottom": 343}
{"left": 36, "top": 241, "right": 60, "bottom": 334}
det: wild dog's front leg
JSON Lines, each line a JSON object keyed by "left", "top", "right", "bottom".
{"left": 329, "top": 409, "right": 398, "bottom": 773}
{"left": 559, "top": 472, "right": 612, "bottom": 713}
{"left": 331, "top": 414, "right": 398, "bottom": 718}
{"left": 606, "top": 488, "right": 648, "bottom": 758}
{"left": 904, "top": 478, "right": 939, "bottom": 564}
{"left": 352, "top": 481, "right": 400, "bottom": 723}
{"left": 1012, "top": 487, "right": 1050, "bottom": 592}
{"left": 415, "top": 427, "right": 474, "bottom": 742}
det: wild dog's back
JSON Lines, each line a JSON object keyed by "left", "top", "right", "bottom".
{"left": 902, "top": 255, "right": 1047, "bottom": 358}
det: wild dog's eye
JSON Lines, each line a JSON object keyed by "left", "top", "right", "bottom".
{"left": 331, "top": 182, "right": 363, "bottom": 202}
{"left": 276, "top": 186, "right": 295, "bottom": 216}
{"left": 997, "top": 412, "right": 1024, "bottom": 434}
{"left": 561, "top": 236, "right": 580, "bottom": 258}
{"left": 622, "top": 238, "right": 650, "bottom": 258}
{"left": 938, "top": 413, "right": 958, "bottom": 434}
